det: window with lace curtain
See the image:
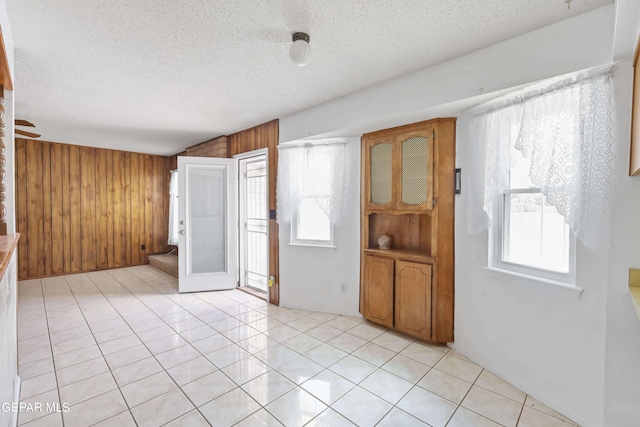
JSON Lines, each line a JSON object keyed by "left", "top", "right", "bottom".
{"left": 490, "top": 150, "right": 576, "bottom": 283}
{"left": 467, "top": 66, "right": 615, "bottom": 286}
{"left": 277, "top": 142, "right": 347, "bottom": 248}
{"left": 290, "top": 149, "right": 334, "bottom": 246}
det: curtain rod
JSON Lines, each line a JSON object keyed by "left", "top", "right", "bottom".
{"left": 278, "top": 141, "right": 347, "bottom": 150}
{"left": 466, "top": 64, "right": 616, "bottom": 118}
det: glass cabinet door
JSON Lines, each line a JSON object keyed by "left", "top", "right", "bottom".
{"left": 398, "top": 131, "right": 433, "bottom": 210}
{"left": 369, "top": 142, "right": 393, "bottom": 207}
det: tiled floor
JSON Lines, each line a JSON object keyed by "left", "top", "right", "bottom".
{"left": 16, "top": 266, "right": 579, "bottom": 427}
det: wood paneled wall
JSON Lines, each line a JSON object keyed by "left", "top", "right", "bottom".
{"left": 229, "top": 120, "right": 280, "bottom": 305}
{"left": 16, "top": 138, "right": 170, "bottom": 280}
{"left": 168, "top": 120, "right": 280, "bottom": 304}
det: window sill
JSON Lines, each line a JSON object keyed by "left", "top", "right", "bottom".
{"left": 484, "top": 266, "right": 583, "bottom": 299}
{"left": 288, "top": 243, "right": 337, "bottom": 249}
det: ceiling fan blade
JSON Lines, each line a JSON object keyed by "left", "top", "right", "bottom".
{"left": 15, "top": 119, "right": 35, "bottom": 127}
{"left": 15, "top": 129, "right": 41, "bottom": 138}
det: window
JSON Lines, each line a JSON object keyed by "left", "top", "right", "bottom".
{"left": 291, "top": 197, "right": 333, "bottom": 246}
{"left": 278, "top": 141, "right": 346, "bottom": 247}
{"left": 289, "top": 149, "right": 334, "bottom": 247}
{"left": 490, "top": 152, "right": 575, "bottom": 284}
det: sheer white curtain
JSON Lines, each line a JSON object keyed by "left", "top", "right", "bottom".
{"left": 467, "top": 65, "right": 616, "bottom": 249}
{"left": 168, "top": 170, "right": 179, "bottom": 246}
{"left": 277, "top": 142, "right": 347, "bottom": 226}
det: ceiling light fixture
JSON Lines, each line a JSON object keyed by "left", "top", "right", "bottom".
{"left": 289, "top": 32, "right": 311, "bottom": 67}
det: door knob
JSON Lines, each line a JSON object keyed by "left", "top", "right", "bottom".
{"left": 179, "top": 230, "right": 185, "bottom": 235}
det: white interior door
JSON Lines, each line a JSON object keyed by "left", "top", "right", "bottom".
{"left": 178, "top": 156, "right": 237, "bottom": 293}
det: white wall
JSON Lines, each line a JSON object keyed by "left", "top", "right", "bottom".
{"left": 277, "top": 5, "right": 618, "bottom": 426}
{"left": 602, "top": 62, "right": 640, "bottom": 427}
{"left": 451, "top": 118, "right": 610, "bottom": 427}
{"left": 0, "top": 2, "right": 18, "bottom": 426}
{"left": 278, "top": 138, "right": 361, "bottom": 317}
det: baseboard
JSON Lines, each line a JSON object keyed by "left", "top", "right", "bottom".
{"left": 280, "top": 303, "right": 362, "bottom": 318}
{"left": 447, "top": 343, "right": 595, "bottom": 427}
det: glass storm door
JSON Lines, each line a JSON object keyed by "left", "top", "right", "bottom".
{"left": 178, "top": 156, "right": 237, "bottom": 293}
{"left": 238, "top": 155, "right": 269, "bottom": 292}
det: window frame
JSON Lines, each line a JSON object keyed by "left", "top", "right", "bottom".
{"left": 290, "top": 196, "right": 335, "bottom": 248}
{"left": 490, "top": 186, "right": 577, "bottom": 285}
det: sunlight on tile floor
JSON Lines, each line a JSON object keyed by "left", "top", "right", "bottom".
{"left": 16, "top": 265, "right": 579, "bottom": 426}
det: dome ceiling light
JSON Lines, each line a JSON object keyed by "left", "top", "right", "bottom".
{"left": 289, "top": 32, "right": 311, "bottom": 67}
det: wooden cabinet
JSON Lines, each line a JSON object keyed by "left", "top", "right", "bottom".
{"left": 362, "top": 255, "right": 394, "bottom": 328}
{"left": 365, "top": 126, "right": 434, "bottom": 213}
{"left": 360, "top": 118, "right": 455, "bottom": 343}
{"left": 395, "top": 260, "right": 432, "bottom": 340}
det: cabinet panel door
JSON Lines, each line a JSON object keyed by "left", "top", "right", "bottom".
{"left": 395, "top": 260, "right": 432, "bottom": 339}
{"left": 363, "top": 255, "right": 394, "bottom": 328}
{"left": 396, "top": 128, "right": 434, "bottom": 211}
{"left": 366, "top": 140, "right": 394, "bottom": 210}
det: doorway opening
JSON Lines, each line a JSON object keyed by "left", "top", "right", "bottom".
{"left": 236, "top": 150, "right": 269, "bottom": 294}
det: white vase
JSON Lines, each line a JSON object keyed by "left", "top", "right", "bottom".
{"left": 378, "top": 234, "right": 391, "bottom": 250}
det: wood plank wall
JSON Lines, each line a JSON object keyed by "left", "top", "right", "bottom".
{"left": 168, "top": 120, "right": 280, "bottom": 305}
{"left": 228, "top": 120, "right": 280, "bottom": 306}
{"left": 16, "top": 138, "right": 170, "bottom": 280}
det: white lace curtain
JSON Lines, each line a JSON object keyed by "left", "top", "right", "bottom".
{"left": 467, "top": 66, "right": 616, "bottom": 250}
{"left": 168, "top": 170, "right": 179, "bottom": 246}
{"left": 277, "top": 142, "right": 347, "bottom": 226}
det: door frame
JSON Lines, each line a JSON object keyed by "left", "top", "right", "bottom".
{"left": 234, "top": 148, "right": 270, "bottom": 294}
{"left": 177, "top": 156, "right": 238, "bottom": 293}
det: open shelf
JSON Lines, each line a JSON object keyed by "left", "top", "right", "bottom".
{"left": 364, "top": 248, "right": 435, "bottom": 264}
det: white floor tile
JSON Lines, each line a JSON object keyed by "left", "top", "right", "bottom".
{"left": 120, "top": 371, "right": 178, "bottom": 407}
{"left": 58, "top": 371, "right": 118, "bottom": 405}
{"left": 306, "top": 408, "right": 356, "bottom": 427}
{"left": 329, "top": 355, "right": 377, "bottom": 383}
{"left": 111, "top": 357, "right": 164, "bottom": 386}
{"left": 434, "top": 355, "right": 483, "bottom": 383}
{"left": 360, "top": 369, "right": 413, "bottom": 404}
{"left": 166, "top": 356, "right": 217, "bottom": 386}
{"left": 199, "top": 388, "right": 261, "bottom": 427}
{"left": 221, "top": 356, "right": 271, "bottom": 385}
{"left": 518, "top": 406, "right": 576, "bottom": 427}
{"left": 205, "top": 343, "right": 251, "bottom": 368}
{"left": 301, "top": 369, "right": 355, "bottom": 405}
{"left": 332, "top": 386, "right": 393, "bottom": 427}
{"left": 235, "top": 408, "right": 284, "bottom": 427}
{"left": 275, "top": 355, "right": 324, "bottom": 384}
{"left": 476, "top": 370, "right": 526, "bottom": 403}
{"left": 447, "top": 407, "right": 502, "bottom": 427}
{"left": 397, "top": 386, "right": 458, "bottom": 427}
{"left": 417, "top": 368, "right": 473, "bottom": 404}
{"left": 376, "top": 407, "right": 428, "bottom": 426}
{"left": 130, "top": 389, "right": 194, "bottom": 427}
{"left": 327, "top": 333, "right": 367, "bottom": 353}
{"left": 17, "top": 267, "right": 576, "bottom": 427}
{"left": 163, "top": 410, "right": 211, "bottom": 427}
{"left": 461, "top": 386, "right": 523, "bottom": 427}
{"left": 241, "top": 370, "right": 297, "bottom": 406}
{"left": 62, "top": 389, "right": 128, "bottom": 427}
{"left": 266, "top": 388, "right": 327, "bottom": 427}
{"left": 305, "top": 343, "right": 348, "bottom": 367}
{"left": 181, "top": 371, "right": 237, "bottom": 406}
{"left": 381, "top": 353, "right": 431, "bottom": 383}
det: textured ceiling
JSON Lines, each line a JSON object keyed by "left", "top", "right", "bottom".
{"left": 7, "top": 0, "right": 611, "bottom": 155}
